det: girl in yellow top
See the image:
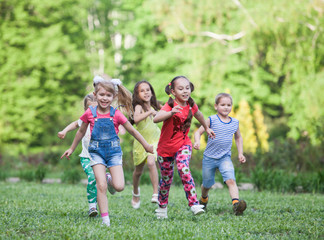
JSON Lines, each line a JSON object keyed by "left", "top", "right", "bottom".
{"left": 130, "top": 80, "right": 161, "bottom": 209}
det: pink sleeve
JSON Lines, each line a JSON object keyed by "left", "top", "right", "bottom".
{"left": 192, "top": 103, "right": 198, "bottom": 115}
{"left": 161, "top": 103, "right": 172, "bottom": 112}
{"left": 115, "top": 110, "right": 128, "bottom": 125}
{"left": 80, "top": 108, "right": 91, "bottom": 123}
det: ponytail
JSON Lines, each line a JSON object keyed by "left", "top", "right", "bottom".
{"left": 116, "top": 84, "right": 133, "bottom": 117}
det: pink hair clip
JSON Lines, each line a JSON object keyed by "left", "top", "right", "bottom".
{"left": 168, "top": 82, "right": 171, "bottom": 86}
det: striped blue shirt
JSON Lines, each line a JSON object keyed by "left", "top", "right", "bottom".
{"left": 204, "top": 115, "right": 239, "bottom": 159}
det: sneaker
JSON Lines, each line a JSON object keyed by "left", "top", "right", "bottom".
{"left": 199, "top": 196, "right": 208, "bottom": 209}
{"left": 106, "top": 172, "right": 116, "bottom": 195}
{"left": 233, "top": 200, "right": 247, "bottom": 216}
{"left": 155, "top": 206, "right": 168, "bottom": 219}
{"left": 88, "top": 207, "right": 98, "bottom": 217}
{"left": 131, "top": 188, "right": 140, "bottom": 209}
{"left": 190, "top": 205, "right": 205, "bottom": 215}
{"left": 151, "top": 194, "right": 159, "bottom": 204}
{"left": 101, "top": 219, "right": 110, "bottom": 227}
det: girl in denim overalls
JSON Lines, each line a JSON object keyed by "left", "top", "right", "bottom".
{"left": 62, "top": 78, "right": 154, "bottom": 227}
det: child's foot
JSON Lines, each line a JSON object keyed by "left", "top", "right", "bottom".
{"left": 155, "top": 206, "right": 168, "bottom": 219}
{"left": 199, "top": 196, "right": 208, "bottom": 209}
{"left": 131, "top": 188, "right": 140, "bottom": 209}
{"left": 233, "top": 200, "right": 247, "bottom": 216}
{"left": 106, "top": 172, "right": 116, "bottom": 195}
{"left": 190, "top": 204, "right": 205, "bottom": 215}
{"left": 88, "top": 207, "right": 98, "bottom": 217}
{"left": 151, "top": 193, "right": 159, "bottom": 204}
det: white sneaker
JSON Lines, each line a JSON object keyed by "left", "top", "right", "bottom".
{"left": 151, "top": 193, "right": 159, "bottom": 204}
{"left": 106, "top": 172, "right": 116, "bottom": 195}
{"left": 102, "top": 220, "right": 110, "bottom": 227}
{"left": 155, "top": 206, "right": 168, "bottom": 219}
{"left": 191, "top": 204, "right": 205, "bottom": 215}
{"left": 131, "top": 188, "right": 140, "bottom": 209}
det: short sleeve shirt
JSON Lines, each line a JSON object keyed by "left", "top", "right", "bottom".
{"left": 157, "top": 102, "right": 198, "bottom": 157}
{"left": 80, "top": 108, "right": 128, "bottom": 135}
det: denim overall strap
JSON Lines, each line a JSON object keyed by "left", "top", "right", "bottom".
{"left": 90, "top": 106, "right": 119, "bottom": 141}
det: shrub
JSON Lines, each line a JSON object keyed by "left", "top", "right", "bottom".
{"left": 35, "top": 164, "right": 47, "bottom": 182}
{"left": 19, "top": 169, "right": 35, "bottom": 182}
{"left": 61, "top": 168, "right": 81, "bottom": 184}
{"left": 0, "top": 168, "right": 7, "bottom": 181}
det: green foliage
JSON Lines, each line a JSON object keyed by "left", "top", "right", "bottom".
{"left": 19, "top": 169, "right": 35, "bottom": 182}
{"left": 0, "top": 168, "right": 7, "bottom": 181}
{"left": 61, "top": 168, "right": 81, "bottom": 184}
{"left": 1, "top": 183, "right": 323, "bottom": 239}
{"left": 35, "top": 164, "right": 47, "bottom": 182}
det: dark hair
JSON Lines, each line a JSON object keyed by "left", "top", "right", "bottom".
{"left": 129, "top": 80, "right": 161, "bottom": 125}
{"left": 165, "top": 76, "right": 195, "bottom": 131}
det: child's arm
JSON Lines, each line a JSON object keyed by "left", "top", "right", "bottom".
{"left": 153, "top": 105, "right": 182, "bottom": 123}
{"left": 61, "top": 122, "right": 88, "bottom": 160}
{"left": 122, "top": 121, "right": 154, "bottom": 154}
{"left": 234, "top": 126, "right": 246, "bottom": 163}
{"left": 133, "top": 105, "right": 156, "bottom": 124}
{"left": 193, "top": 117, "right": 210, "bottom": 150}
{"left": 58, "top": 121, "right": 79, "bottom": 139}
{"left": 194, "top": 110, "right": 215, "bottom": 139}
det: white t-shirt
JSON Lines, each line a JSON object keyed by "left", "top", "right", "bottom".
{"left": 78, "top": 119, "right": 91, "bottom": 159}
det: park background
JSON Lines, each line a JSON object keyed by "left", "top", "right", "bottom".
{"left": 0, "top": 0, "right": 323, "bottom": 193}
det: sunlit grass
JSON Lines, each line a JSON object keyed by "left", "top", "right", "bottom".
{"left": 0, "top": 182, "right": 323, "bottom": 239}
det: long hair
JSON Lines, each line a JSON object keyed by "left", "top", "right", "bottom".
{"left": 129, "top": 80, "right": 160, "bottom": 125}
{"left": 94, "top": 81, "right": 133, "bottom": 117}
{"left": 165, "top": 76, "right": 195, "bottom": 131}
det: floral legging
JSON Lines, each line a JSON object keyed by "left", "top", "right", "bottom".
{"left": 157, "top": 145, "right": 199, "bottom": 207}
{"left": 80, "top": 157, "right": 97, "bottom": 204}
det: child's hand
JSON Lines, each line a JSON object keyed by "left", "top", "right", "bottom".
{"left": 171, "top": 105, "right": 182, "bottom": 115}
{"left": 238, "top": 154, "right": 246, "bottom": 163}
{"left": 150, "top": 109, "right": 157, "bottom": 117}
{"left": 58, "top": 131, "right": 66, "bottom": 139}
{"left": 61, "top": 149, "right": 73, "bottom": 160}
{"left": 145, "top": 144, "right": 154, "bottom": 154}
{"left": 193, "top": 142, "right": 200, "bottom": 150}
{"left": 206, "top": 128, "right": 216, "bottom": 139}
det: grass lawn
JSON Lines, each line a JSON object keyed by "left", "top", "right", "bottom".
{"left": 0, "top": 182, "right": 323, "bottom": 239}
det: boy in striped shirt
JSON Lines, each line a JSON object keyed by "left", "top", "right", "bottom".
{"left": 194, "top": 93, "right": 247, "bottom": 215}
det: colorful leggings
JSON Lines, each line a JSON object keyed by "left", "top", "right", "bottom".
{"left": 80, "top": 157, "right": 97, "bottom": 204}
{"left": 157, "top": 145, "right": 199, "bottom": 207}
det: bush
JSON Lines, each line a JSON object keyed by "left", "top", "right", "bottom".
{"left": 61, "top": 168, "right": 81, "bottom": 184}
{"left": 19, "top": 169, "right": 35, "bottom": 182}
{"left": 35, "top": 164, "right": 47, "bottom": 182}
{"left": 0, "top": 168, "right": 7, "bottom": 181}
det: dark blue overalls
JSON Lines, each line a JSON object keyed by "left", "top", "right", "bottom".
{"left": 88, "top": 106, "right": 123, "bottom": 168}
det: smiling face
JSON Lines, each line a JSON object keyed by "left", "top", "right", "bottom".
{"left": 137, "top": 82, "right": 152, "bottom": 103}
{"left": 94, "top": 86, "right": 115, "bottom": 113}
{"left": 215, "top": 97, "right": 232, "bottom": 118}
{"left": 171, "top": 78, "right": 191, "bottom": 105}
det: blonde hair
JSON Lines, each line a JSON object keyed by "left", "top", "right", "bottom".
{"left": 94, "top": 81, "right": 133, "bottom": 116}
{"left": 215, "top": 93, "right": 233, "bottom": 105}
{"left": 83, "top": 93, "right": 96, "bottom": 111}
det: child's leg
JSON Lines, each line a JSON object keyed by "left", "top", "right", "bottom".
{"left": 109, "top": 165, "right": 125, "bottom": 192}
{"left": 132, "top": 162, "right": 145, "bottom": 203}
{"left": 201, "top": 155, "right": 217, "bottom": 200}
{"left": 157, "top": 155, "right": 175, "bottom": 207}
{"left": 92, "top": 164, "right": 109, "bottom": 214}
{"left": 225, "top": 179, "right": 239, "bottom": 199}
{"left": 80, "top": 158, "right": 97, "bottom": 207}
{"left": 147, "top": 155, "right": 159, "bottom": 195}
{"left": 174, "top": 145, "right": 199, "bottom": 207}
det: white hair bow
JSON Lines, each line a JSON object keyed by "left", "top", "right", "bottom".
{"left": 111, "top": 78, "right": 122, "bottom": 86}
{"left": 93, "top": 75, "right": 105, "bottom": 85}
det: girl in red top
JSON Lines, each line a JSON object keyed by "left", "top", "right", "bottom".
{"left": 153, "top": 76, "right": 215, "bottom": 218}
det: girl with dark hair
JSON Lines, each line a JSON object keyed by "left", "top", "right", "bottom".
{"left": 130, "top": 80, "right": 161, "bottom": 209}
{"left": 153, "top": 76, "right": 215, "bottom": 218}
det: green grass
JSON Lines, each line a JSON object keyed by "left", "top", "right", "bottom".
{"left": 0, "top": 182, "right": 323, "bottom": 239}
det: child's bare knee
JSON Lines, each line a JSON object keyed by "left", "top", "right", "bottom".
{"left": 97, "top": 181, "right": 108, "bottom": 192}
{"left": 226, "top": 179, "right": 236, "bottom": 186}
{"left": 114, "top": 184, "right": 124, "bottom": 192}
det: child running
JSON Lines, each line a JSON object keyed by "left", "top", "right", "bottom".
{"left": 61, "top": 78, "right": 154, "bottom": 227}
{"left": 58, "top": 94, "right": 98, "bottom": 217}
{"left": 153, "top": 76, "right": 215, "bottom": 219}
{"left": 193, "top": 93, "right": 247, "bottom": 216}
{"left": 130, "top": 80, "right": 161, "bottom": 209}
